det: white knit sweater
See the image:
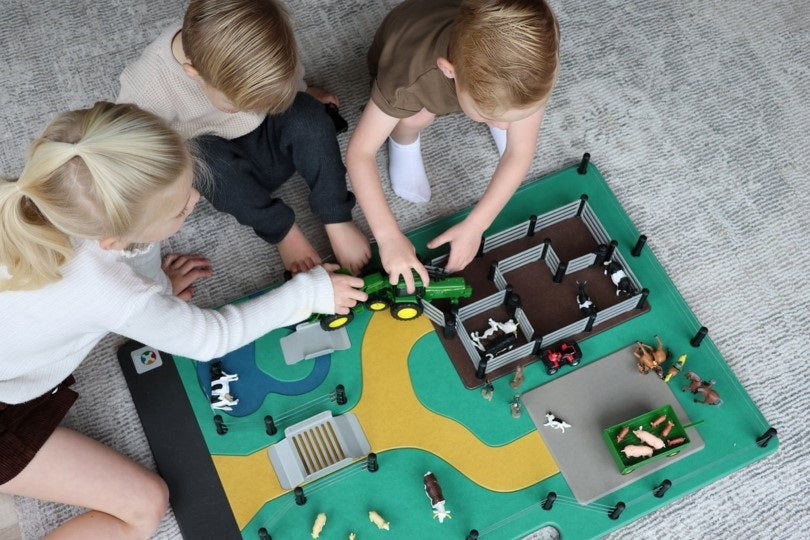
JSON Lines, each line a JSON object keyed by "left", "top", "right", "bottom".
{"left": 117, "top": 24, "right": 306, "bottom": 140}
{"left": 0, "top": 239, "right": 334, "bottom": 404}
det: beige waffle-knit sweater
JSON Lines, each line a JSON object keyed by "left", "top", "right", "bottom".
{"left": 117, "top": 24, "right": 306, "bottom": 140}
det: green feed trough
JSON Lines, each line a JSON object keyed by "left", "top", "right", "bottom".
{"left": 603, "top": 404, "right": 694, "bottom": 475}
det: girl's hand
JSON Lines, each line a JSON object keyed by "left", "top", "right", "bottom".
{"left": 162, "top": 254, "right": 213, "bottom": 300}
{"left": 323, "top": 263, "right": 368, "bottom": 314}
{"left": 427, "top": 221, "right": 484, "bottom": 273}
{"left": 379, "top": 232, "right": 430, "bottom": 294}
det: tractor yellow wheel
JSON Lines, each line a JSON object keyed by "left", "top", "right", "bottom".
{"left": 366, "top": 296, "right": 389, "bottom": 311}
{"left": 328, "top": 316, "right": 350, "bottom": 328}
{"left": 319, "top": 311, "right": 355, "bottom": 331}
{"left": 391, "top": 302, "right": 423, "bottom": 321}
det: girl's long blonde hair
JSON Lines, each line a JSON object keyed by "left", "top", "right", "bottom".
{"left": 0, "top": 102, "right": 189, "bottom": 291}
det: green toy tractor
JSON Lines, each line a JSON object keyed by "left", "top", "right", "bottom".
{"left": 318, "top": 267, "right": 472, "bottom": 331}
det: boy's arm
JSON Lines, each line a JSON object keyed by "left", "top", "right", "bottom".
{"left": 427, "top": 106, "right": 546, "bottom": 271}
{"left": 346, "top": 99, "right": 430, "bottom": 293}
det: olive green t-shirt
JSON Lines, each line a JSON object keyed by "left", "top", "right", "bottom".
{"left": 367, "top": 0, "right": 461, "bottom": 118}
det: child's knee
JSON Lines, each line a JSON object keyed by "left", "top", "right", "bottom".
{"left": 286, "top": 92, "right": 336, "bottom": 136}
{"left": 288, "top": 91, "right": 324, "bottom": 118}
{"left": 127, "top": 472, "right": 170, "bottom": 536}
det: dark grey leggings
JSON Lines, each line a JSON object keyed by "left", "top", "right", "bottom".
{"left": 194, "top": 92, "right": 355, "bottom": 244}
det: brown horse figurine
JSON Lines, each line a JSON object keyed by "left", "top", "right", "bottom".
{"left": 682, "top": 371, "right": 723, "bottom": 406}
{"left": 633, "top": 335, "right": 669, "bottom": 376}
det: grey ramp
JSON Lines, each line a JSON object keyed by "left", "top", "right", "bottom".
{"left": 522, "top": 345, "right": 704, "bottom": 504}
{"left": 280, "top": 321, "right": 351, "bottom": 365}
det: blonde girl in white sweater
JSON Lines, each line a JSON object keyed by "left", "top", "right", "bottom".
{"left": 0, "top": 102, "right": 365, "bottom": 538}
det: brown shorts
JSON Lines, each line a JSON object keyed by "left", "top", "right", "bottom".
{"left": 0, "top": 375, "right": 78, "bottom": 485}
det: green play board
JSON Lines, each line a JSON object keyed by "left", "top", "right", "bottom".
{"left": 119, "top": 158, "right": 777, "bottom": 540}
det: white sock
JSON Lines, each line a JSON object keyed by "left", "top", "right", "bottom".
{"left": 489, "top": 125, "right": 507, "bottom": 157}
{"left": 388, "top": 136, "right": 430, "bottom": 203}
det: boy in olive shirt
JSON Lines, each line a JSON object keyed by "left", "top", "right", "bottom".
{"left": 347, "top": 0, "right": 559, "bottom": 291}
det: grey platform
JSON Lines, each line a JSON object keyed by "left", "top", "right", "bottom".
{"left": 522, "top": 344, "right": 704, "bottom": 504}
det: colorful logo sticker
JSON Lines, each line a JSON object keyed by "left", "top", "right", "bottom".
{"left": 131, "top": 345, "right": 163, "bottom": 374}
{"left": 140, "top": 350, "right": 158, "bottom": 365}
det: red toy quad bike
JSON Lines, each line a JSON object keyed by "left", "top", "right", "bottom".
{"left": 540, "top": 339, "right": 582, "bottom": 375}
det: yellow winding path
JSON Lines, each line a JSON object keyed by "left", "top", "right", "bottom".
{"left": 213, "top": 313, "right": 558, "bottom": 529}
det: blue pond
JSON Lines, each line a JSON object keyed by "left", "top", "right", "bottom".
{"left": 194, "top": 337, "right": 330, "bottom": 417}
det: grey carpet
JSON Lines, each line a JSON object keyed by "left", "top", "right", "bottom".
{"left": 1, "top": 0, "right": 808, "bottom": 538}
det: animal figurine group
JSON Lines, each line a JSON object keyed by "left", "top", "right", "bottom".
{"left": 682, "top": 371, "right": 723, "bottom": 406}
{"left": 604, "top": 259, "right": 637, "bottom": 296}
{"left": 633, "top": 335, "right": 670, "bottom": 377}
{"left": 470, "top": 318, "right": 519, "bottom": 352}
{"left": 619, "top": 426, "right": 673, "bottom": 459}
{"left": 614, "top": 411, "right": 690, "bottom": 470}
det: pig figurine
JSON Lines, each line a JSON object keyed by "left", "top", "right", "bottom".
{"left": 633, "top": 427, "right": 665, "bottom": 449}
{"left": 621, "top": 444, "right": 654, "bottom": 458}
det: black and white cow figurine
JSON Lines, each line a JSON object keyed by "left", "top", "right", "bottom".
{"left": 576, "top": 281, "right": 597, "bottom": 316}
{"left": 604, "top": 260, "right": 637, "bottom": 296}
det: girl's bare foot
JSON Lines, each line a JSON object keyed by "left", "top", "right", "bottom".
{"left": 325, "top": 222, "right": 371, "bottom": 275}
{"left": 278, "top": 224, "right": 322, "bottom": 274}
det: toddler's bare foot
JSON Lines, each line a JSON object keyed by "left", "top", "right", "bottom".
{"left": 278, "top": 224, "right": 322, "bottom": 274}
{"left": 325, "top": 221, "right": 371, "bottom": 275}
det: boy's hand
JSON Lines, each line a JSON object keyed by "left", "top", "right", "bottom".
{"left": 323, "top": 263, "right": 368, "bottom": 314}
{"left": 379, "top": 232, "right": 430, "bottom": 293}
{"left": 306, "top": 86, "right": 339, "bottom": 107}
{"left": 427, "top": 221, "right": 484, "bottom": 273}
{"left": 162, "top": 254, "right": 213, "bottom": 301}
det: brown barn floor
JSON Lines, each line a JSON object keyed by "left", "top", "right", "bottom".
{"left": 430, "top": 217, "right": 649, "bottom": 388}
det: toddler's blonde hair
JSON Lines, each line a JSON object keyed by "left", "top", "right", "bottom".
{"left": 0, "top": 102, "right": 189, "bottom": 291}
{"left": 182, "top": 0, "right": 300, "bottom": 114}
{"left": 450, "top": 0, "right": 560, "bottom": 115}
